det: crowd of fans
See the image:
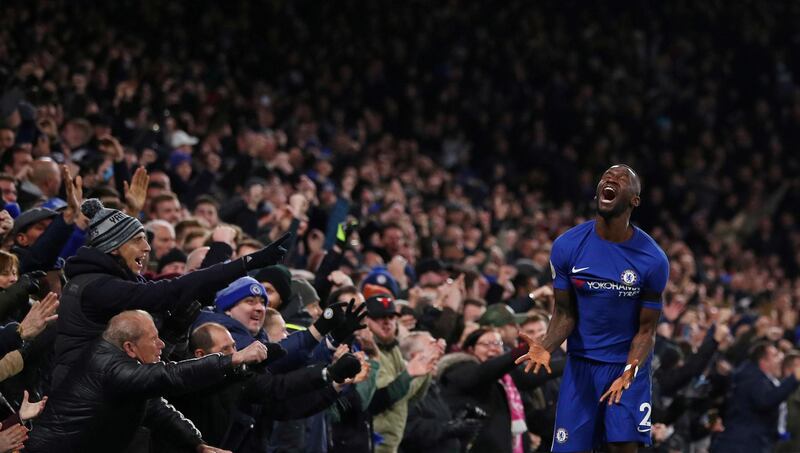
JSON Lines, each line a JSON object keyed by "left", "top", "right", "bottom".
{"left": 0, "top": 0, "right": 795, "bottom": 452}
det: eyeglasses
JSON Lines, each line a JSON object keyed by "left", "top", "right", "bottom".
{"left": 476, "top": 340, "right": 503, "bottom": 348}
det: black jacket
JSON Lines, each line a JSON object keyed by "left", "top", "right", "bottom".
{"left": 710, "top": 362, "right": 800, "bottom": 453}
{"left": 401, "top": 381, "right": 460, "bottom": 453}
{"left": 439, "top": 352, "right": 564, "bottom": 453}
{"left": 26, "top": 339, "right": 238, "bottom": 453}
{"left": 52, "top": 246, "right": 246, "bottom": 387}
{"left": 155, "top": 363, "right": 337, "bottom": 452}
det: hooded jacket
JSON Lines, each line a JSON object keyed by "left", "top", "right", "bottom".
{"left": 52, "top": 246, "right": 247, "bottom": 388}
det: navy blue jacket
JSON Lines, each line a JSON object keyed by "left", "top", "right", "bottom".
{"left": 711, "top": 362, "right": 800, "bottom": 453}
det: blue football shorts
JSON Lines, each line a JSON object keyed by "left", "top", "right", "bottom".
{"left": 551, "top": 355, "right": 653, "bottom": 452}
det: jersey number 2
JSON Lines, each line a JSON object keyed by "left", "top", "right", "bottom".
{"left": 639, "top": 402, "right": 652, "bottom": 427}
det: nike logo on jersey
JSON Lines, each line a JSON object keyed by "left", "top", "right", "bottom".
{"left": 571, "top": 266, "right": 590, "bottom": 274}
{"left": 637, "top": 427, "right": 651, "bottom": 433}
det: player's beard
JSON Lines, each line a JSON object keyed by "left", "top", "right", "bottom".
{"left": 596, "top": 196, "right": 630, "bottom": 221}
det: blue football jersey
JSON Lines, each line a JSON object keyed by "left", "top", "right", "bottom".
{"left": 550, "top": 220, "right": 669, "bottom": 363}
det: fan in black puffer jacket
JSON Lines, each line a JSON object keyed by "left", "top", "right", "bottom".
{"left": 26, "top": 310, "right": 247, "bottom": 453}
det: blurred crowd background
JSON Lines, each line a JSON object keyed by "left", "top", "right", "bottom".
{"left": 0, "top": 1, "right": 797, "bottom": 452}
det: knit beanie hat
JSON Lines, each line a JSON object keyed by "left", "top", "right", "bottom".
{"left": 253, "top": 265, "right": 292, "bottom": 304}
{"left": 290, "top": 278, "right": 320, "bottom": 307}
{"left": 82, "top": 199, "right": 144, "bottom": 253}
{"left": 215, "top": 276, "right": 267, "bottom": 313}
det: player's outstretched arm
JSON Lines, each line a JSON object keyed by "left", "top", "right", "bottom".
{"left": 541, "top": 288, "right": 577, "bottom": 352}
{"left": 515, "top": 288, "right": 576, "bottom": 374}
{"left": 600, "top": 305, "right": 660, "bottom": 404}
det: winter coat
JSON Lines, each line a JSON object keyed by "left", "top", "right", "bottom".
{"left": 328, "top": 356, "right": 381, "bottom": 453}
{"left": 26, "top": 339, "right": 237, "bottom": 453}
{"left": 400, "top": 381, "right": 461, "bottom": 453}
{"left": 371, "top": 342, "right": 431, "bottom": 453}
{"left": 52, "top": 246, "right": 247, "bottom": 388}
{"left": 438, "top": 351, "right": 564, "bottom": 453}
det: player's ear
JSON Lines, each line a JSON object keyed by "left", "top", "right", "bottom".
{"left": 631, "top": 195, "right": 640, "bottom": 208}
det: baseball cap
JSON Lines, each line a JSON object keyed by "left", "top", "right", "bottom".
{"left": 365, "top": 294, "right": 399, "bottom": 319}
{"left": 11, "top": 207, "right": 58, "bottom": 237}
{"left": 478, "top": 304, "right": 527, "bottom": 327}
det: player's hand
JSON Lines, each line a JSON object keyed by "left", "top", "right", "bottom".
{"left": 599, "top": 359, "right": 639, "bottom": 405}
{"left": 514, "top": 332, "right": 552, "bottom": 374}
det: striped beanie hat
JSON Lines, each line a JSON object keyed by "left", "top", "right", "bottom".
{"left": 81, "top": 198, "right": 145, "bottom": 253}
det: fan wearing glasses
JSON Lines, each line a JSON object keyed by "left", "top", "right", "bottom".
{"left": 439, "top": 328, "right": 565, "bottom": 453}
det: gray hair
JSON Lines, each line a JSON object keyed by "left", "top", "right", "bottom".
{"left": 102, "top": 310, "right": 153, "bottom": 348}
{"left": 399, "top": 331, "right": 433, "bottom": 360}
{"left": 145, "top": 219, "right": 175, "bottom": 237}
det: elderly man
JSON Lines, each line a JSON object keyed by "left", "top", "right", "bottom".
{"left": 52, "top": 198, "right": 292, "bottom": 388}
{"left": 26, "top": 310, "right": 269, "bottom": 453}
{"left": 144, "top": 219, "right": 177, "bottom": 263}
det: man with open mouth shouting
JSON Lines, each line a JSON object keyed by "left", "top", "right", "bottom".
{"left": 515, "top": 164, "right": 670, "bottom": 453}
{"left": 50, "top": 197, "right": 292, "bottom": 389}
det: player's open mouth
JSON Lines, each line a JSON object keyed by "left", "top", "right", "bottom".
{"left": 600, "top": 185, "right": 617, "bottom": 203}
{"left": 134, "top": 256, "right": 144, "bottom": 269}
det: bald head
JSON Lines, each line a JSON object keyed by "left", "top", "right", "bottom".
{"left": 102, "top": 310, "right": 153, "bottom": 349}
{"left": 31, "top": 158, "right": 61, "bottom": 197}
{"left": 608, "top": 164, "right": 641, "bottom": 196}
{"left": 190, "top": 322, "right": 236, "bottom": 357}
{"left": 185, "top": 246, "right": 210, "bottom": 272}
